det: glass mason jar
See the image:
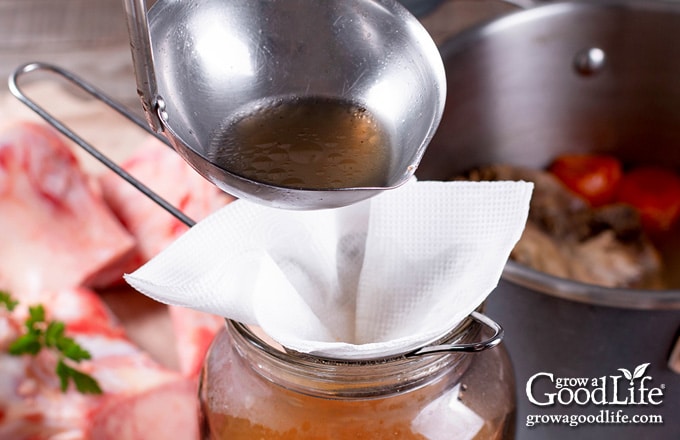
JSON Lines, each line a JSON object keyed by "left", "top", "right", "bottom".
{"left": 199, "top": 311, "right": 516, "bottom": 440}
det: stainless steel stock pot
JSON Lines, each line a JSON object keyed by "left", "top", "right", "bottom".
{"left": 418, "top": 1, "right": 680, "bottom": 439}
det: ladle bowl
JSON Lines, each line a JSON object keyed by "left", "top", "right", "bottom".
{"left": 124, "top": 0, "right": 446, "bottom": 209}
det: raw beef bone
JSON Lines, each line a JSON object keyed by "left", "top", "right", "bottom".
{"left": 99, "top": 136, "right": 235, "bottom": 261}
{"left": 0, "top": 121, "right": 136, "bottom": 293}
{"left": 0, "top": 286, "right": 200, "bottom": 440}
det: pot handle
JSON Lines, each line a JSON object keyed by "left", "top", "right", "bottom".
{"left": 8, "top": 62, "right": 196, "bottom": 228}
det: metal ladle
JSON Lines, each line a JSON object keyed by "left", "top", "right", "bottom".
{"left": 9, "top": 0, "right": 445, "bottom": 211}
{"left": 122, "top": 0, "right": 446, "bottom": 209}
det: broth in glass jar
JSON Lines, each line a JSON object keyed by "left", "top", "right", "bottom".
{"left": 199, "top": 314, "right": 516, "bottom": 439}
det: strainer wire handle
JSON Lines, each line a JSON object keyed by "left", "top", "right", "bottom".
{"left": 8, "top": 61, "right": 196, "bottom": 228}
{"left": 407, "top": 311, "right": 504, "bottom": 356}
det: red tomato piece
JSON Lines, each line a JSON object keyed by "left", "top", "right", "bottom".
{"left": 617, "top": 166, "right": 680, "bottom": 233}
{"left": 548, "top": 154, "right": 623, "bottom": 206}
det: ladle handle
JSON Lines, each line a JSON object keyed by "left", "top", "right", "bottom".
{"left": 8, "top": 62, "right": 196, "bottom": 228}
{"left": 122, "top": 0, "right": 164, "bottom": 132}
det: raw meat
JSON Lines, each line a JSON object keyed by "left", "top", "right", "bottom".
{"left": 0, "top": 121, "right": 136, "bottom": 293}
{"left": 98, "top": 136, "right": 235, "bottom": 261}
{"left": 0, "top": 122, "right": 233, "bottom": 437}
{"left": 0, "top": 286, "right": 200, "bottom": 440}
{"left": 167, "top": 306, "right": 225, "bottom": 377}
{"left": 99, "top": 136, "right": 235, "bottom": 377}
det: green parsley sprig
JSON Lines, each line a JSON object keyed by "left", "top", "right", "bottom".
{"left": 0, "top": 291, "right": 102, "bottom": 394}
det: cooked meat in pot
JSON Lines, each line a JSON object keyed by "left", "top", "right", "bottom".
{"left": 455, "top": 164, "right": 664, "bottom": 289}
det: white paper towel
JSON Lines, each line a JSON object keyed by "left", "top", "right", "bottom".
{"left": 125, "top": 180, "right": 533, "bottom": 359}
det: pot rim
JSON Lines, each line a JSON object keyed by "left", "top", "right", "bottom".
{"left": 503, "top": 261, "right": 680, "bottom": 310}
{"left": 438, "top": 0, "right": 680, "bottom": 55}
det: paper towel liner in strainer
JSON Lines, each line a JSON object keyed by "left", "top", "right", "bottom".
{"left": 8, "top": 66, "right": 501, "bottom": 361}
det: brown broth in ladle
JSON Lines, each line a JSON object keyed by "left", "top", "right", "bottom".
{"left": 208, "top": 97, "right": 392, "bottom": 190}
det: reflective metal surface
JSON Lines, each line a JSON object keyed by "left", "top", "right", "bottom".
{"left": 419, "top": 0, "right": 680, "bottom": 310}
{"left": 123, "top": 0, "right": 446, "bottom": 209}
{"left": 407, "top": 311, "right": 504, "bottom": 357}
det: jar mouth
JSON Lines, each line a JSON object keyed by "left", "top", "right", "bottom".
{"left": 224, "top": 309, "right": 504, "bottom": 399}
{"left": 230, "top": 307, "right": 502, "bottom": 365}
